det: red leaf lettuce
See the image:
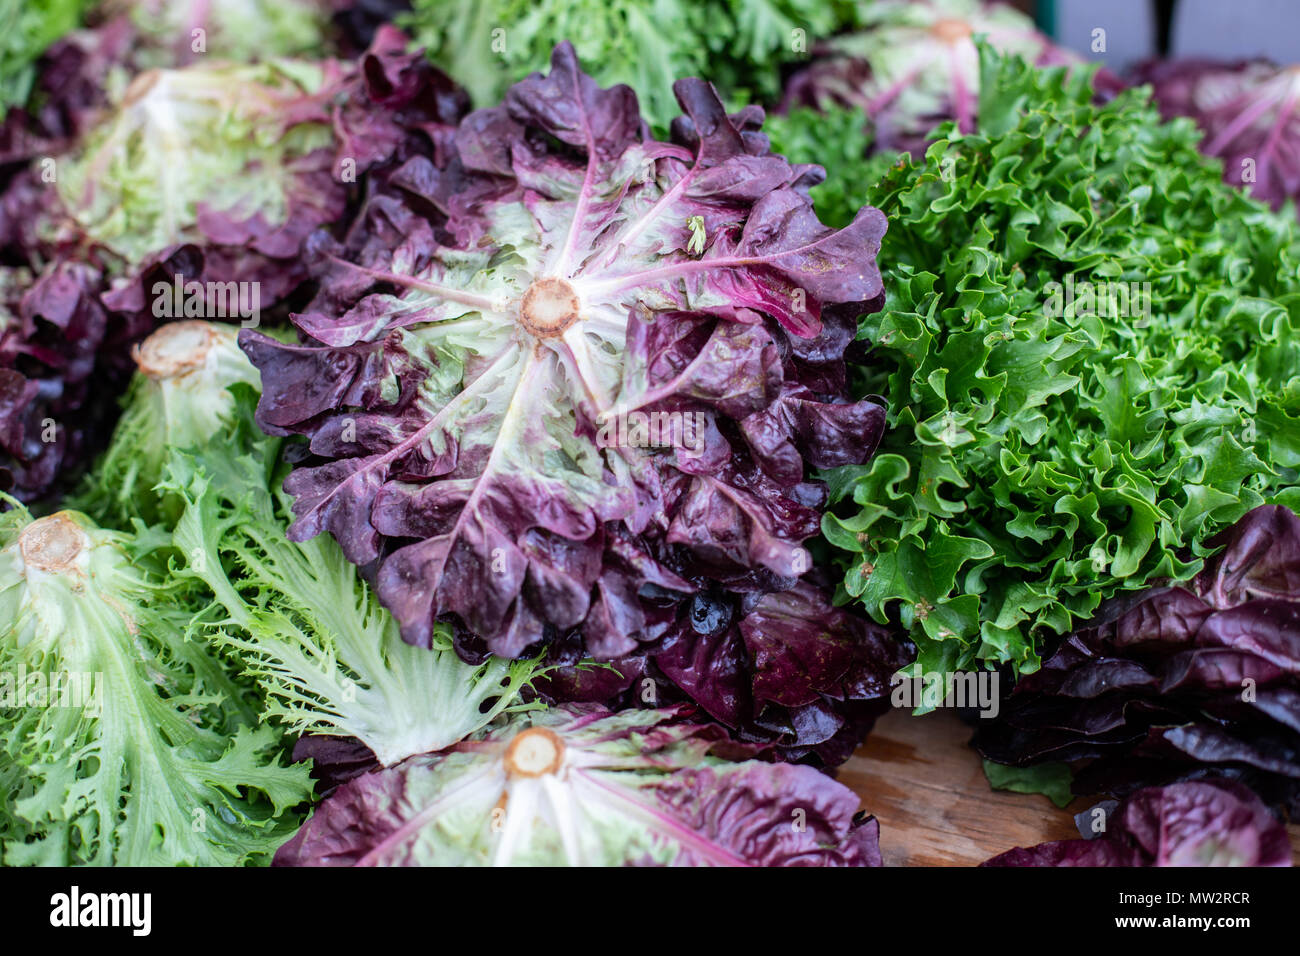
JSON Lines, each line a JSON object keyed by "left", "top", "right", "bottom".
{"left": 1133, "top": 57, "right": 1300, "bottom": 216}
{"left": 780, "top": 0, "right": 1119, "bottom": 157}
{"left": 0, "top": 26, "right": 466, "bottom": 500}
{"left": 984, "top": 780, "right": 1291, "bottom": 867}
{"left": 241, "top": 42, "right": 899, "bottom": 761}
{"left": 275, "top": 703, "right": 882, "bottom": 866}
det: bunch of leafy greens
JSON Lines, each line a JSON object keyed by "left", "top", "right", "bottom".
{"left": 0, "top": 52, "right": 345, "bottom": 501}
{"left": 76, "top": 319, "right": 542, "bottom": 771}
{"left": 1132, "top": 57, "right": 1300, "bottom": 218}
{"left": 275, "top": 703, "right": 882, "bottom": 866}
{"left": 242, "top": 42, "right": 903, "bottom": 762}
{"left": 820, "top": 46, "right": 1300, "bottom": 680}
{"left": 984, "top": 780, "right": 1291, "bottom": 867}
{"left": 0, "top": 0, "right": 93, "bottom": 117}
{"left": 0, "top": 26, "right": 467, "bottom": 503}
{"left": 0, "top": 502, "right": 311, "bottom": 865}
{"left": 401, "top": 0, "right": 852, "bottom": 128}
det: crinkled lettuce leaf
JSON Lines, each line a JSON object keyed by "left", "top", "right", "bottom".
{"left": 825, "top": 46, "right": 1300, "bottom": 681}
{"left": 984, "top": 780, "right": 1291, "bottom": 867}
{"left": 0, "top": 260, "right": 128, "bottom": 502}
{"left": 402, "top": 0, "right": 849, "bottom": 128}
{"left": 1, "top": 27, "right": 467, "bottom": 504}
{"left": 0, "top": 503, "right": 310, "bottom": 866}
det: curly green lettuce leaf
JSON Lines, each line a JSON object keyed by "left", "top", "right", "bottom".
{"left": 0, "top": 503, "right": 310, "bottom": 866}
{"left": 72, "top": 321, "right": 262, "bottom": 527}
{"left": 825, "top": 46, "right": 1300, "bottom": 682}
{"left": 401, "top": 0, "right": 849, "bottom": 127}
{"left": 166, "top": 391, "right": 546, "bottom": 767}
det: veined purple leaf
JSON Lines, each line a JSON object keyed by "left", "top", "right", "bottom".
{"left": 1134, "top": 57, "right": 1300, "bottom": 215}
{"left": 242, "top": 42, "right": 892, "bottom": 751}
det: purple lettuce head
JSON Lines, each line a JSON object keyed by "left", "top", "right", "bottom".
{"left": 274, "top": 703, "right": 884, "bottom": 867}
{"left": 3, "top": 25, "right": 465, "bottom": 304}
{"left": 241, "top": 42, "right": 897, "bottom": 762}
{"left": 975, "top": 505, "right": 1300, "bottom": 815}
{"left": 984, "top": 780, "right": 1292, "bottom": 867}
{"left": 0, "top": 26, "right": 465, "bottom": 502}
{"left": 1132, "top": 58, "right": 1300, "bottom": 214}
{"left": 781, "top": 0, "right": 1122, "bottom": 157}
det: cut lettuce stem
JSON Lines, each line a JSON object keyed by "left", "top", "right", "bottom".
{"left": 71, "top": 320, "right": 260, "bottom": 526}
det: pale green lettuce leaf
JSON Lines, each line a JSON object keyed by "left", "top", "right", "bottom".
{"left": 0, "top": 503, "right": 310, "bottom": 866}
{"left": 165, "top": 394, "right": 546, "bottom": 767}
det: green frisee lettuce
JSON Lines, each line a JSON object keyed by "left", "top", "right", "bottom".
{"left": 165, "top": 394, "right": 545, "bottom": 766}
{"left": 0, "top": 503, "right": 310, "bottom": 865}
{"left": 822, "top": 47, "right": 1300, "bottom": 680}
{"left": 77, "top": 318, "right": 544, "bottom": 768}
{"left": 76, "top": 320, "right": 261, "bottom": 526}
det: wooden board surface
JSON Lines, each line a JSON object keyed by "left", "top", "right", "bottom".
{"left": 840, "top": 708, "right": 1300, "bottom": 866}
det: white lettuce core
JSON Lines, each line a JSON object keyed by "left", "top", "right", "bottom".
{"left": 134, "top": 320, "right": 217, "bottom": 380}
{"left": 519, "top": 278, "right": 581, "bottom": 338}
{"left": 931, "top": 18, "right": 973, "bottom": 44}
{"left": 503, "top": 727, "right": 566, "bottom": 777}
{"left": 18, "top": 513, "right": 89, "bottom": 575}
